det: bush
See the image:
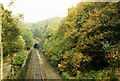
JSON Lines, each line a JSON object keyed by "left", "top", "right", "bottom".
{"left": 11, "top": 51, "right": 29, "bottom": 76}
{"left": 105, "top": 44, "right": 120, "bottom": 68}
{"left": 71, "top": 52, "right": 91, "bottom": 72}
{"left": 50, "top": 56, "right": 60, "bottom": 67}
{"left": 62, "top": 72, "right": 71, "bottom": 80}
{"left": 12, "top": 55, "right": 24, "bottom": 68}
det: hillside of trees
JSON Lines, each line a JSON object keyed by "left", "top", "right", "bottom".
{"left": 1, "top": 4, "right": 33, "bottom": 79}
{"left": 30, "top": 17, "right": 62, "bottom": 39}
{"left": 31, "top": 2, "right": 120, "bottom": 80}
{"left": 1, "top": 4, "right": 33, "bottom": 57}
{"left": 1, "top": 1, "right": 120, "bottom": 80}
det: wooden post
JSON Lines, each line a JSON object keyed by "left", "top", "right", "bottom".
{"left": 0, "top": 4, "right": 3, "bottom": 81}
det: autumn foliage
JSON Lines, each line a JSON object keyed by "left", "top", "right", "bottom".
{"left": 31, "top": 2, "right": 120, "bottom": 80}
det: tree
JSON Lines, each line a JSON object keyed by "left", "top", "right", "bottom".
{"left": 40, "top": 2, "right": 120, "bottom": 79}
{"left": 2, "top": 9, "right": 22, "bottom": 57}
{"left": 21, "top": 29, "right": 33, "bottom": 50}
{"left": 10, "top": 36, "right": 25, "bottom": 52}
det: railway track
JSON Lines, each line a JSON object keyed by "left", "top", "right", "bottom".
{"left": 25, "top": 49, "right": 43, "bottom": 81}
{"left": 25, "top": 49, "right": 62, "bottom": 81}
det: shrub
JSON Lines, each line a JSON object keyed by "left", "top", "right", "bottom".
{"left": 71, "top": 52, "right": 91, "bottom": 72}
{"left": 50, "top": 55, "right": 60, "bottom": 67}
{"left": 62, "top": 72, "right": 71, "bottom": 80}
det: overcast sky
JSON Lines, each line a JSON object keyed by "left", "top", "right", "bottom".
{"left": 1, "top": 0, "right": 82, "bottom": 23}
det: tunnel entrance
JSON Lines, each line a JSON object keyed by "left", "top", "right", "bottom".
{"left": 34, "top": 43, "right": 40, "bottom": 49}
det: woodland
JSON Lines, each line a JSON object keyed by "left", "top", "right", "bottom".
{"left": 0, "top": 2, "right": 120, "bottom": 80}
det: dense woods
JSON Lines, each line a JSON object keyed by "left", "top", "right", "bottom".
{"left": 2, "top": 9, "right": 21, "bottom": 57}
{"left": 31, "top": 2, "right": 120, "bottom": 80}
{"left": 0, "top": 1, "right": 120, "bottom": 80}
{"left": 1, "top": 5, "right": 33, "bottom": 57}
{"left": 0, "top": 4, "right": 33, "bottom": 79}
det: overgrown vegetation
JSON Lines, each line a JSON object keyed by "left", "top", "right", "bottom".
{"left": 31, "top": 2, "right": 120, "bottom": 80}
{"left": 4, "top": 51, "right": 29, "bottom": 79}
{"left": 1, "top": 1, "right": 120, "bottom": 80}
{"left": 0, "top": 3, "right": 33, "bottom": 79}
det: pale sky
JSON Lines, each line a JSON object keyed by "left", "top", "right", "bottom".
{"left": 0, "top": 0, "right": 82, "bottom": 23}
